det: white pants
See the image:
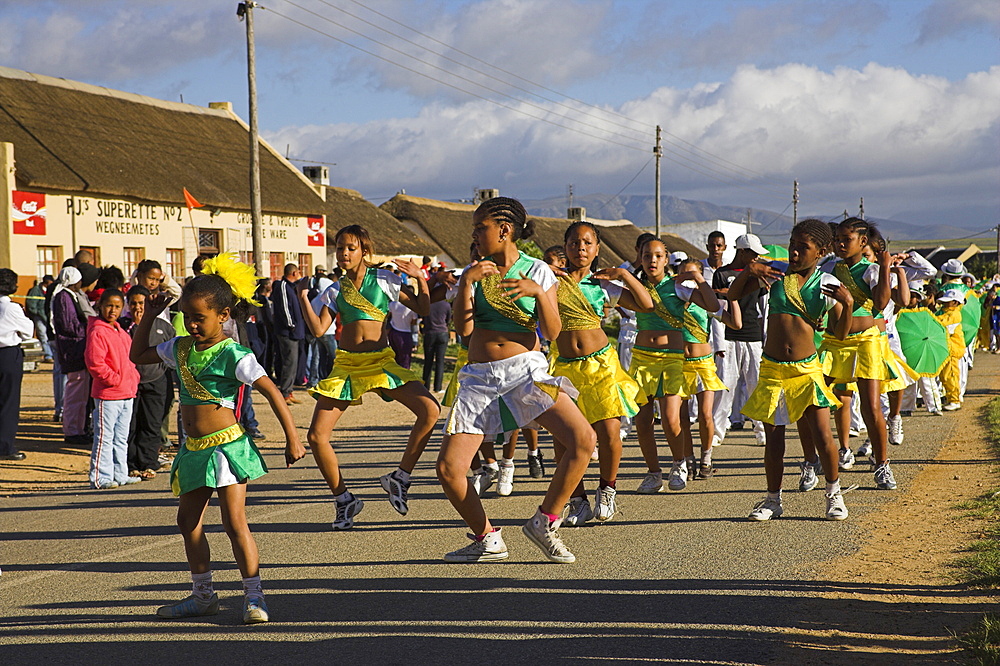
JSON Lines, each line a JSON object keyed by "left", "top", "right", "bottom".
{"left": 714, "top": 339, "right": 762, "bottom": 439}
{"left": 901, "top": 376, "right": 941, "bottom": 413}
{"left": 618, "top": 320, "right": 637, "bottom": 439}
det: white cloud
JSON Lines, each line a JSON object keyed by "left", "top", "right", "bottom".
{"left": 264, "top": 63, "right": 1000, "bottom": 223}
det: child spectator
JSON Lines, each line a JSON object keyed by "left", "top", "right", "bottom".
{"left": 122, "top": 286, "right": 173, "bottom": 478}
{"left": 0, "top": 268, "right": 35, "bottom": 461}
{"left": 85, "top": 289, "right": 141, "bottom": 489}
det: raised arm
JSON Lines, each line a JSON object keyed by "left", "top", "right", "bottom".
{"left": 872, "top": 251, "right": 893, "bottom": 313}
{"left": 593, "top": 267, "right": 654, "bottom": 313}
{"left": 297, "top": 282, "right": 334, "bottom": 338}
{"left": 130, "top": 293, "right": 172, "bottom": 365}
{"left": 395, "top": 259, "right": 430, "bottom": 317}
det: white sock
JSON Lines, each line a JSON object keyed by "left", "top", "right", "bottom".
{"left": 484, "top": 461, "right": 499, "bottom": 472}
{"left": 501, "top": 457, "right": 514, "bottom": 467}
{"left": 393, "top": 468, "right": 411, "bottom": 484}
{"left": 527, "top": 449, "right": 540, "bottom": 458}
{"left": 335, "top": 490, "right": 354, "bottom": 505}
{"left": 701, "top": 449, "right": 713, "bottom": 465}
{"left": 242, "top": 575, "right": 263, "bottom": 601}
{"left": 826, "top": 480, "right": 841, "bottom": 495}
{"left": 191, "top": 571, "right": 214, "bottom": 600}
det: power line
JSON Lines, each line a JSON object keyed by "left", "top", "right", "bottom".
{"left": 595, "top": 157, "right": 654, "bottom": 214}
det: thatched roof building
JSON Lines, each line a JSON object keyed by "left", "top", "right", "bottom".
{"left": 0, "top": 67, "right": 325, "bottom": 216}
{"left": 589, "top": 222, "right": 706, "bottom": 264}
{"left": 322, "top": 186, "right": 441, "bottom": 259}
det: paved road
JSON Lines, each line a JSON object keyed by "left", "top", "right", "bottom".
{"left": 2, "top": 355, "right": 998, "bottom": 664}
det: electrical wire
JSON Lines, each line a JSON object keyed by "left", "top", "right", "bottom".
{"left": 594, "top": 157, "right": 654, "bottom": 214}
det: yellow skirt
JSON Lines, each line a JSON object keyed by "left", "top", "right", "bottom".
{"left": 443, "top": 346, "right": 468, "bottom": 407}
{"left": 682, "top": 354, "right": 727, "bottom": 398}
{"left": 743, "top": 354, "right": 842, "bottom": 426}
{"left": 628, "top": 346, "right": 685, "bottom": 404}
{"left": 819, "top": 326, "right": 897, "bottom": 383}
{"left": 309, "top": 347, "right": 420, "bottom": 405}
{"left": 881, "top": 334, "right": 918, "bottom": 392}
{"left": 551, "top": 344, "right": 640, "bottom": 424}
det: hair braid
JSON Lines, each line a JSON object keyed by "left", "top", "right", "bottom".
{"left": 474, "top": 196, "right": 534, "bottom": 241}
{"left": 792, "top": 218, "right": 834, "bottom": 253}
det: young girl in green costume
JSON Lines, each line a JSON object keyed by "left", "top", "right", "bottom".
{"left": 130, "top": 253, "right": 305, "bottom": 624}
{"left": 298, "top": 225, "right": 438, "bottom": 529}
{"left": 731, "top": 220, "right": 854, "bottom": 521}
{"left": 629, "top": 239, "right": 721, "bottom": 494}
{"left": 551, "top": 221, "right": 653, "bottom": 526}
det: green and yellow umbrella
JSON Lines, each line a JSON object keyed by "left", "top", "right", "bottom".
{"left": 895, "top": 308, "right": 950, "bottom": 377}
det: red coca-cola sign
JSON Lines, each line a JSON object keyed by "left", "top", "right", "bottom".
{"left": 12, "top": 191, "right": 46, "bottom": 235}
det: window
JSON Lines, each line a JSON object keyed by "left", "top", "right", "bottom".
{"left": 298, "top": 253, "right": 312, "bottom": 279}
{"left": 198, "top": 229, "right": 220, "bottom": 256}
{"left": 37, "top": 245, "right": 63, "bottom": 279}
{"left": 269, "top": 253, "right": 284, "bottom": 282}
{"left": 166, "top": 249, "right": 185, "bottom": 282}
{"left": 240, "top": 250, "right": 254, "bottom": 267}
{"left": 123, "top": 247, "right": 145, "bottom": 276}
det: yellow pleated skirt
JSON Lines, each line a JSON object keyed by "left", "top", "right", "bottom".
{"left": 682, "top": 354, "right": 727, "bottom": 398}
{"left": 819, "top": 326, "right": 896, "bottom": 383}
{"left": 627, "top": 346, "right": 685, "bottom": 404}
{"left": 309, "top": 347, "right": 421, "bottom": 405}
{"left": 743, "top": 354, "right": 842, "bottom": 426}
{"left": 551, "top": 344, "right": 640, "bottom": 424}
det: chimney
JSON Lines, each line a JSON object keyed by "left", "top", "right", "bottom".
{"left": 568, "top": 207, "right": 586, "bottom": 221}
{"left": 208, "top": 102, "right": 233, "bottom": 112}
{"left": 474, "top": 188, "right": 499, "bottom": 205}
{"left": 303, "top": 166, "right": 329, "bottom": 186}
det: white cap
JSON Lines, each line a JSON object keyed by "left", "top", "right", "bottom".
{"left": 907, "top": 280, "right": 926, "bottom": 295}
{"left": 941, "top": 258, "right": 966, "bottom": 276}
{"left": 668, "top": 251, "right": 688, "bottom": 266}
{"left": 735, "top": 233, "right": 767, "bottom": 255}
{"left": 937, "top": 288, "right": 966, "bottom": 304}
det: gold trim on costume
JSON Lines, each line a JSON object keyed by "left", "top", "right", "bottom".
{"left": 340, "top": 273, "right": 387, "bottom": 322}
{"left": 834, "top": 262, "right": 875, "bottom": 314}
{"left": 186, "top": 423, "right": 245, "bottom": 451}
{"left": 683, "top": 309, "right": 709, "bottom": 343}
{"left": 557, "top": 275, "right": 602, "bottom": 331}
{"left": 645, "top": 282, "right": 684, "bottom": 330}
{"left": 481, "top": 274, "right": 536, "bottom": 329}
{"left": 176, "top": 337, "right": 219, "bottom": 404}
{"left": 782, "top": 273, "right": 823, "bottom": 330}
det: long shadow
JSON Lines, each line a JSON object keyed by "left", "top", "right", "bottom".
{"left": 2, "top": 576, "right": 988, "bottom": 664}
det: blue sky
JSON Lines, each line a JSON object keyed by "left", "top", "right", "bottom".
{"left": 1, "top": 0, "right": 998, "bottom": 228}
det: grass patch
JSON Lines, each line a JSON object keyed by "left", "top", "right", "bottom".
{"left": 953, "top": 613, "right": 1000, "bottom": 666}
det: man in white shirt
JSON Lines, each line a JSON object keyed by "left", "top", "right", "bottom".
{"left": 0, "top": 269, "right": 36, "bottom": 460}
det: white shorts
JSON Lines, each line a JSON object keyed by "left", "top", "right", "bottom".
{"left": 444, "top": 351, "right": 578, "bottom": 438}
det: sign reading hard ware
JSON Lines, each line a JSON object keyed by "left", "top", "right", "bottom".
{"left": 12, "top": 191, "right": 46, "bottom": 235}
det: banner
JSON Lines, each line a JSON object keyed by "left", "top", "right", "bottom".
{"left": 12, "top": 191, "right": 46, "bottom": 235}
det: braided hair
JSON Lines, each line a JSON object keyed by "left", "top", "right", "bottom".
{"left": 791, "top": 218, "right": 834, "bottom": 253}
{"left": 474, "top": 196, "right": 535, "bottom": 241}
{"left": 838, "top": 217, "right": 878, "bottom": 244}
{"left": 563, "top": 221, "right": 602, "bottom": 271}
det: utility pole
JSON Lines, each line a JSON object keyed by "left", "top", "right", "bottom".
{"left": 568, "top": 184, "right": 573, "bottom": 210}
{"left": 859, "top": 197, "right": 865, "bottom": 220}
{"left": 793, "top": 180, "right": 798, "bottom": 226}
{"left": 239, "top": 2, "right": 265, "bottom": 280}
{"left": 746, "top": 208, "right": 752, "bottom": 235}
{"left": 995, "top": 224, "right": 999, "bottom": 277}
{"left": 654, "top": 125, "right": 662, "bottom": 238}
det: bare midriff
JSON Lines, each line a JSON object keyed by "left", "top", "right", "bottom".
{"left": 468, "top": 329, "right": 539, "bottom": 363}
{"left": 180, "top": 404, "right": 238, "bottom": 440}
{"left": 338, "top": 319, "right": 390, "bottom": 353}
{"left": 556, "top": 328, "right": 610, "bottom": 358}
{"left": 764, "top": 313, "right": 822, "bottom": 362}
{"left": 636, "top": 329, "right": 685, "bottom": 351}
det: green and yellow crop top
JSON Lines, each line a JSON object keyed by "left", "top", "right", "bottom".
{"left": 556, "top": 273, "right": 622, "bottom": 331}
{"left": 315, "top": 267, "right": 403, "bottom": 324}
{"left": 157, "top": 337, "right": 267, "bottom": 410}
{"left": 831, "top": 259, "right": 883, "bottom": 319}
{"left": 473, "top": 251, "right": 557, "bottom": 333}
{"left": 770, "top": 270, "right": 841, "bottom": 330}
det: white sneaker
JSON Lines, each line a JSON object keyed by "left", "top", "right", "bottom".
{"left": 667, "top": 461, "right": 687, "bottom": 491}
{"left": 856, "top": 438, "right": 872, "bottom": 459}
{"left": 825, "top": 491, "right": 848, "bottom": 520}
{"left": 332, "top": 495, "right": 364, "bottom": 530}
{"left": 754, "top": 430, "right": 767, "bottom": 446}
{"left": 943, "top": 402, "right": 961, "bottom": 411}
{"left": 636, "top": 471, "right": 663, "bottom": 494}
{"left": 443, "top": 529, "right": 509, "bottom": 563}
{"left": 838, "top": 448, "right": 856, "bottom": 470}
{"left": 594, "top": 485, "right": 617, "bottom": 522}
{"left": 470, "top": 467, "right": 496, "bottom": 496}
{"left": 497, "top": 463, "right": 515, "bottom": 496}
{"left": 888, "top": 415, "right": 904, "bottom": 446}
{"left": 522, "top": 509, "right": 575, "bottom": 563}
{"left": 799, "top": 461, "right": 819, "bottom": 492}
{"left": 748, "top": 497, "right": 783, "bottom": 521}
{"left": 848, "top": 429, "right": 861, "bottom": 438}
{"left": 563, "top": 496, "right": 593, "bottom": 526}
{"left": 712, "top": 434, "right": 722, "bottom": 448}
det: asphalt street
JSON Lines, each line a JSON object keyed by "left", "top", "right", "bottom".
{"left": 2, "top": 356, "right": 998, "bottom": 665}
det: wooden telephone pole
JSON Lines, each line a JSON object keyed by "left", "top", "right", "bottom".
{"left": 239, "top": 2, "right": 266, "bottom": 279}
{"left": 654, "top": 125, "right": 662, "bottom": 238}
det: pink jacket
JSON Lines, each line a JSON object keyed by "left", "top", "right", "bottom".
{"left": 85, "top": 316, "right": 140, "bottom": 400}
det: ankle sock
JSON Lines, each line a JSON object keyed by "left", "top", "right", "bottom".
{"left": 541, "top": 509, "right": 560, "bottom": 523}
{"left": 393, "top": 468, "right": 411, "bottom": 484}
{"left": 527, "top": 449, "right": 540, "bottom": 458}
{"left": 191, "top": 571, "right": 214, "bottom": 600}
{"left": 501, "top": 458, "right": 514, "bottom": 467}
{"left": 701, "top": 449, "right": 713, "bottom": 465}
{"left": 242, "top": 575, "right": 263, "bottom": 601}
{"left": 335, "top": 490, "right": 354, "bottom": 505}
{"left": 484, "top": 461, "right": 499, "bottom": 472}
{"left": 826, "top": 480, "right": 841, "bottom": 495}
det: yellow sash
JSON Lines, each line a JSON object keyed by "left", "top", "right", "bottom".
{"left": 481, "top": 273, "right": 536, "bottom": 329}
{"left": 646, "top": 282, "right": 706, "bottom": 341}
{"left": 557, "top": 275, "right": 602, "bottom": 331}
{"left": 340, "top": 274, "right": 387, "bottom": 322}
{"left": 176, "top": 337, "right": 219, "bottom": 404}
{"left": 782, "top": 273, "right": 824, "bottom": 331}
{"left": 834, "top": 262, "right": 875, "bottom": 314}
{"left": 683, "top": 309, "right": 710, "bottom": 344}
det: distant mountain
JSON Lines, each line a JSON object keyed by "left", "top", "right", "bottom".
{"left": 522, "top": 193, "right": 987, "bottom": 243}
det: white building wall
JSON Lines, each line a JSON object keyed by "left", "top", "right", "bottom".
{"left": 665, "top": 220, "right": 746, "bottom": 265}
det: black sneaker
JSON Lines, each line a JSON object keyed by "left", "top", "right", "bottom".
{"left": 247, "top": 427, "right": 266, "bottom": 440}
{"left": 527, "top": 452, "right": 545, "bottom": 478}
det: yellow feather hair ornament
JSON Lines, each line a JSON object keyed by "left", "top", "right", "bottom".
{"left": 201, "top": 252, "right": 262, "bottom": 306}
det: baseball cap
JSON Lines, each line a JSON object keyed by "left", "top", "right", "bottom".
{"left": 941, "top": 258, "right": 965, "bottom": 276}
{"left": 668, "top": 251, "right": 688, "bottom": 266}
{"left": 937, "top": 288, "right": 966, "bottom": 304}
{"left": 735, "top": 234, "right": 767, "bottom": 255}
